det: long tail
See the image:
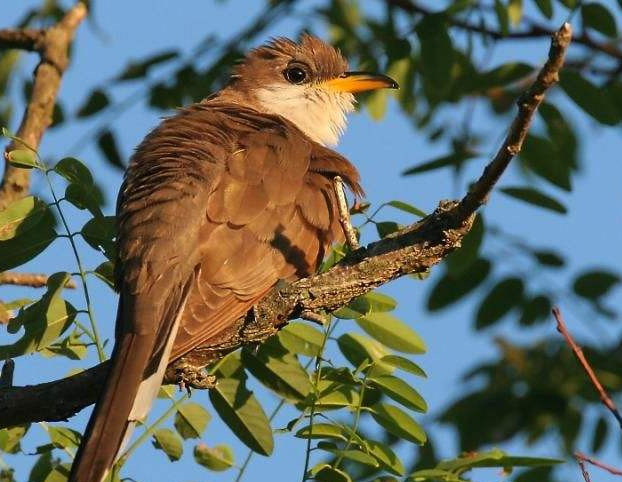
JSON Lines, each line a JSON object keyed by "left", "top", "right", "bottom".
{"left": 69, "top": 291, "right": 187, "bottom": 482}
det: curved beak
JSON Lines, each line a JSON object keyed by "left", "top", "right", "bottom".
{"left": 323, "top": 71, "right": 399, "bottom": 94}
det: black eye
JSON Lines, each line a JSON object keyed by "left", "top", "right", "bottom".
{"left": 284, "top": 66, "right": 307, "bottom": 84}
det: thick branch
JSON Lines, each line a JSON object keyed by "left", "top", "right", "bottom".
{"left": 0, "top": 24, "right": 571, "bottom": 429}
{"left": 0, "top": 2, "right": 87, "bottom": 210}
{"left": 388, "top": 0, "right": 621, "bottom": 61}
{"left": 0, "top": 271, "right": 76, "bottom": 288}
{"left": 0, "top": 29, "right": 44, "bottom": 51}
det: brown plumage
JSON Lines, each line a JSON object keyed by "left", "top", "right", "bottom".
{"left": 70, "top": 35, "right": 396, "bottom": 482}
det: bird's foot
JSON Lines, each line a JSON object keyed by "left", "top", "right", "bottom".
{"left": 171, "top": 359, "right": 218, "bottom": 391}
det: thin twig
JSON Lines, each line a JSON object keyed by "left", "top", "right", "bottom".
{"left": 576, "top": 454, "right": 592, "bottom": 482}
{"left": 455, "top": 22, "right": 572, "bottom": 223}
{"left": 575, "top": 452, "right": 622, "bottom": 478}
{"left": 552, "top": 307, "right": 622, "bottom": 431}
{"left": 333, "top": 176, "right": 359, "bottom": 250}
{"left": 0, "top": 271, "right": 76, "bottom": 288}
{"left": 0, "top": 2, "right": 87, "bottom": 210}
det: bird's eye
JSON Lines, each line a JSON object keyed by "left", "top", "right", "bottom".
{"left": 284, "top": 66, "right": 307, "bottom": 84}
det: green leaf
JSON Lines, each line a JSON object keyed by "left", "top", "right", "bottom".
{"left": 408, "top": 468, "right": 465, "bottom": 481}
{"left": 47, "top": 426, "right": 81, "bottom": 450}
{"left": 416, "top": 14, "right": 454, "bottom": 92}
{"left": 65, "top": 183, "right": 103, "bottom": 217}
{"left": 40, "top": 330, "right": 88, "bottom": 360}
{"left": 7, "top": 149, "right": 38, "bottom": 169}
{"left": 242, "top": 340, "right": 311, "bottom": 401}
{"left": 519, "top": 134, "right": 571, "bottom": 190}
{"left": 277, "top": 322, "right": 323, "bottom": 357}
{"left": 93, "top": 261, "right": 116, "bottom": 289}
{"left": 97, "top": 129, "right": 124, "bottom": 169}
{"left": 476, "top": 277, "right": 524, "bottom": 329}
{"left": 315, "top": 466, "right": 352, "bottom": 482}
{"left": 344, "top": 292, "right": 397, "bottom": 317}
{"left": 560, "top": 70, "right": 620, "bottom": 125}
{"left": 446, "top": 214, "right": 484, "bottom": 275}
{"left": 387, "top": 200, "right": 426, "bottom": 217}
{"left": 436, "top": 449, "right": 563, "bottom": 473}
{"left": 591, "top": 416, "right": 608, "bottom": 453}
{"left": 475, "top": 62, "right": 532, "bottom": 91}
{"left": 582, "top": 3, "right": 617, "bottom": 37}
{"left": 76, "top": 89, "right": 109, "bottom": 117}
{"left": 500, "top": 186, "right": 567, "bottom": 214}
{"left": 534, "top": 0, "right": 553, "bottom": 18}
{"left": 0, "top": 273, "right": 76, "bottom": 358}
{"left": 152, "top": 428, "right": 183, "bottom": 461}
{"left": 117, "top": 50, "right": 179, "bottom": 81}
{"left": 368, "top": 374, "right": 427, "bottom": 412}
{"left": 53, "top": 157, "right": 93, "bottom": 186}
{"left": 194, "top": 443, "right": 234, "bottom": 471}
{"left": 366, "top": 89, "right": 389, "bottom": 120}
{"left": 0, "top": 196, "right": 51, "bottom": 241}
{"left": 81, "top": 216, "right": 116, "bottom": 259}
{"left": 368, "top": 403, "right": 426, "bottom": 444}
{"left": 356, "top": 312, "right": 426, "bottom": 354}
{"left": 313, "top": 379, "right": 360, "bottom": 409}
{"left": 209, "top": 376, "right": 273, "bottom": 455}
{"left": 364, "top": 439, "right": 405, "bottom": 476}
{"left": 0, "top": 217, "right": 56, "bottom": 271}
{"left": 508, "top": 0, "right": 523, "bottom": 25}
{"left": 295, "top": 423, "right": 349, "bottom": 442}
{"left": 174, "top": 402, "right": 211, "bottom": 439}
{"left": 317, "top": 442, "right": 379, "bottom": 467}
{"left": 403, "top": 151, "right": 476, "bottom": 176}
{"left": 380, "top": 355, "right": 426, "bottom": 377}
{"left": 337, "top": 333, "right": 394, "bottom": 373}
{"left": 573, "top": 270, "right": 620, "bottom": 300}
{"left": 494, "top": 0, "right": 510, "bottom": 35}
{"left": 376, "top": 221, "right": 400, "bottom": 238}
{"left": 533, "top": 250, "right": 565, "bottom": 268}
{"left": 427, "top": 258, "right": 491, "bottom": 310}
{"left": 539, "top": 103, "right": 578, "bottom": 169}
{"left": 0, "top": 425, "right": 29, "bottom": 454}
{"left": 519, "top": 295, "right": 551, "bottom": 326}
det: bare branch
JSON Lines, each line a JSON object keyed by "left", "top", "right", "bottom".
{"left": 0, "top": 2, "right": 88, "bottom": 210}
{"left": 0, "top": 29, "right": 44, "bottom": 51}
{"left": 575, "top": 452, "right": 622, "bottom": 478}
{"left": 333, "top": 176, "right": 359, "bottom": 250}
{"left": 0, "top": 271, "right": 76, "bottom": 288}
{"left": 552, "top": 307, "right": 622, "bottom": 431}
{"left": 0, "top": 24, "right": 571, "bottom": 428}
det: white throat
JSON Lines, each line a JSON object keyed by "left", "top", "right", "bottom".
{"left": 254, "top": 84, "right": 355, "bottom": 146}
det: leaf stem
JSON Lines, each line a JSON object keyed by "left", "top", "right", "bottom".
{"left": 43, "top": 170, "right": 106, "bottom": 362}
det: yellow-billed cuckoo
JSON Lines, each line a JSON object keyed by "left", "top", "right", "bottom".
{"left": 69, "top": 35, "right": 397, "bottom": 481}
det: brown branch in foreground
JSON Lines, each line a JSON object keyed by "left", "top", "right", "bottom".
{"left": 0, "top": 28, "right": 44, "bottom": 51}
{"left": 0, "top": 23, "right": 572, "bottom": 429}
{"left": 0, "top": 2, "right": 87, "bottom": 210}
{"left": 552, "top": 307, "right": 622, "bottom": 430}
{"left": 575, "top": 452, "right": 622, "bottom": 478}
{"left": 0, "top": 271, "right": 76, "bottom": 288}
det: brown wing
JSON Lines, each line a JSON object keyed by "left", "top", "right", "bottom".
{"left": 170, "top": 103, "right": 362, "bottom": 360}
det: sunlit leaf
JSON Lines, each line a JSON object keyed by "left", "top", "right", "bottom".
{"left": 315, "top": 465, "right": 352, "bottom": 482}
{"left": 295, "top": 423, "right": 349, "bottom": 442}
{"left": 368, "top": 373, "right": 427, "bottom": 412}
{"left": 209, "top": 376, "right": 273, "bottom": 455}
{"left": 317, "top": 442, "right": 379, "bottom": 467}
{"left": 337, "top": 333, "right": 394, "bottom": 373}
{"left": 194, "top": 443, "right": 234, "bottom": 471}
{"left": 380, "top": 355, "right": 426, "bottom": 378}
{"left": 356, "top": 312, "right": 426, "bottom": 354}
{"left": 277, "top": 322, "right": 323, "bottom": 357}
{"left": 387, "top": 200, "right": 426, "bottom": 217}
{"left": 152, "top": 428, "right": 183, "bottom": 461}
{"left": 174, "top": 402, "right": 211, "bottom": 439}
{"left": 7, "top": 149, "right": 38, "bottom": 169}
{"left": 0, "top": 425, "right": 29, "bottom": 454}
{"left": 368, "top": 403, "right": 426, "bottom": 444}
{"left": 0, "top": 196, "right": 51, "bottom": 241}
{"left": 365, "top": 439, "right": 405, "bottom": 476}
{"left": 47, "top": 426, "right": 81, "bottom": 451}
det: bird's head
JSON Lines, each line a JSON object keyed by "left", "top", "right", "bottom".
{"left": 222, "top": 35, "right": 398, "bottom": 146}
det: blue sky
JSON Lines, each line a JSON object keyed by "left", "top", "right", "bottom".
{"left": 2, "top": 1, "right": 622, "bottom": 481}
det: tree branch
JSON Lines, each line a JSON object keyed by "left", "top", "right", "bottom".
{"left": 552, "top": 307, "right": 622, "bottom": 431}
{"left": 0, "top": 23, "right": 571, "bottom": 429}
{"left": 388, "top": 0, "right": 622, "bottom": 62}
{"left": 0, "top": 2, "right": 87, "bottom": 210}
{"left": 0, "top": 29, "right": 44, "bottom": 51}
{"left": 0, "top": 271, "right": 76, "bottom": 288}
{"left": 574, "top": 452, "right": 622, "bottom": 478}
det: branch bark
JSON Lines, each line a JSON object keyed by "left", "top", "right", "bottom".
{"left": 0, "top": 23, "right": 572, "bottom": 429}
{"left": 0, "top": 271, "right": 76, "bottom": 288}
{"left": 0, "top": 2, "right": 87, "bottom": 210}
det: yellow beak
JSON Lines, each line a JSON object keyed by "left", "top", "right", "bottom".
{"left": 323, "top": 72, "right": 399, "bottom": 94}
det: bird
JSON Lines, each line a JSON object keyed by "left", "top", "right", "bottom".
{"left": 69, "top": 34, "right": 398, "bottom": 482}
